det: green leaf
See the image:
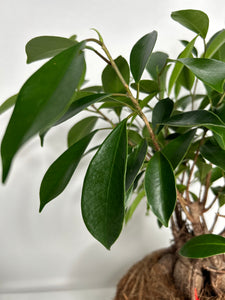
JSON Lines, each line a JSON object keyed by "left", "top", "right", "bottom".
{"left": 177, "top": 66, "right": 195, "bottom": 91}
{"left": 168, "top": 36, "right": 198, "bottom": 95}
{"left": 171, "top": 9, "right": 209, "bottom": 38}
{"left": 81, "top": 119, "right": 127, "bottom": 249}
{"left": 162, "top": 129, "right": 196, "bottom": 169}
{"left": 131, "top": 80, "right": 159, "bottom": 94}
{"left": 219, "top": 193, "right": 225, "bottom": 207}
{"left": 210, "top": 167, "right": 224, "bottom": 183}
{"left": 26, "top": 36, "right": 77, "bottom": 63}
{"left": 0, "top": 94, "right": 17, "bottom": 115}
{"left": 1, "top": 42, "right": 86, "bottom": 183}
{"left": 54, "top": 93, "right": 109, "bottom": 126}
{"left": 39, "top": 131, "right": 96, "bottom": 212}
{"left": 130, "top": 31, "right": 157, "bottom": 82}
{"left": 145, "top": 152, "right": 176, "bottom": 227}
{"left": 81, "top": 85, "right": 103, "bottom": 93}
{"left": 180, "top": 40, "right": 198, "bottom": 57}
{"left": 195, "top": 161, "right": 212, "bottom": 183}
{"left": 125, "top": 189, "right": 145, "bottom": 223}
{"left": 105, "top": 95, "right": 136, "bottom": 111}
{"left": 178, "top": 58, "right": 225, "bottom": 93}
{"left": 175, "top": 94, "right": 204, "bottom": 110}
{"left": 180, "top": 234, "right": 225, "bottom": 258}
{"left": 211, "top": 186, "right": 225, "bottom": 207}
{"left": 126, "top": 139, "right": 147, "bottom": 190}
{"left": 152, "top": 98, "right": 174, "bottom": 134}
{"left": 205, "top": 29, "right": 225, "bottom": 59}
{"left": 200, "top": 139, "right": 225, "bottom": 171}
{"left": 146, "top": 51, "right": 168, "bottom": 80}
{"left": 102, "top": 56, "right": 129, "bottom": 93}
{"left": 163, "top": 110, "right": 225, "bottom": 148}
{"left": 127, "top": 130, "right": 143, "bottom": 145}
{"left": 67, "top": 116, "right": 98, "bottom": 147}
{"left": 140, "top": 93, "right": 157, "bottom": 109}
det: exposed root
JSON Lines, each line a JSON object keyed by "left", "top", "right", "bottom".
{"left": 114, "top": 247, "right": 225, "bottom": 300}
{"left": 115, "top": 247, "right": 184, "bottom": 300}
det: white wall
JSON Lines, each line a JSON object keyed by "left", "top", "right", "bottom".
{"left": 0, "top": 0, "right": 225, "bottom": 298}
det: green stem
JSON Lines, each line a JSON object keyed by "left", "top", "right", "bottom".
{"left": 136, "top": 83, "right": 140, "bottom": 100}
{"left": 92, "top": 104, "right": 114, "bottom": 127}
{"left": 101, "top": 43, "right": 160, "bottom": 151}
{"left": 85, "top": 46, "right": 111, "bottom": 65}
{"left": 217, "top": 91, "right": 225, "bottom": 107}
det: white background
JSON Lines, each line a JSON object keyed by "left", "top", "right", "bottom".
{"left": 0, "top": 1, "right": 225, "bottom": 299}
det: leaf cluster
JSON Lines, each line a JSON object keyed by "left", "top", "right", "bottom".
{"left": 1, "top": 9, "right": 225, "bottom": 257}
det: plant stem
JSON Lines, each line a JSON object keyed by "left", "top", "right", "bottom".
{"left": 92, "top": 104, "right": 114, "bottom": 127}
{"left": 217, "top": 91, "right": 225, "bottom": 107}
{"left": 86, "top": 46, "right": 111, "bottom": 65}
{"left": 177, "top": 190, "right": 194, "bottom": 222}
{"left": 186, "top": 132, "right": 206, "bottom": 202}
{"left": 86, "top": 36, "right": 160, "bottom": 151}
{"left": 136, "top": 83, "right": 140, "bottom": 100}
{"left": 101, "top": 42, "right": 160, "bottom": 151}
{"left": 204, "top": 195, "right": 218, "bottom": 213}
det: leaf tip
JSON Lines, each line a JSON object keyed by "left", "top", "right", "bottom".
{"left": 90, "top": 28, "right": 103, "bottom": 43}
{"left": 39, "top": 202, "right": 45, "bottom": 213}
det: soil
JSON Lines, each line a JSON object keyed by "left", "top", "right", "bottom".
{"left": 114, "top": 246, "right": 225, "bottom": 300}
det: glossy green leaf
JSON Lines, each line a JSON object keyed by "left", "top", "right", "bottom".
{"left": 81, "top": 119, "right": 127, "bottom": 249}
{"left": 130, "top": 31, "right": 157, "bottom": 82}
{"left": 145, "top": 152, "right": 176, "bottom": 227}
{"left": 211, "top": 186, "right": 225, "bottom": 207}
{"left": 0, "top": 94, "right": 17, "bottom": 115}
{"left": 177, "top": 66, "right": 195, "bottom": 91}
{"left": 195, "top": 161, "right": 212, "bottom": 183}
{"left": 26, "top": 36, "right": 77, "bottom": 63}
{"left": 128, "top": 130, "right": 143, "bottom": 145}
{"left": 210, "top": 167, "right": 224, "bottom": 183}
{"left": 162, "top": 129, "right": 196, "bottom": 169}
{"left": 180, "top": 234, "right": 225, "bottom": 258}
{"left": 205, "top": 29, "right": 225, "bottom": 59}
{"left": 125, "top": 185, "right": 133, "bottom": 207}
{"left": 180, "top": 40, "right": 198, "bottom": 57}
{"left": 219, "top": 193, "right": 225, "bottom": 207}
{"left": 146, "top": 51, "right": 168, "bottom": 80}
{"left": 99, "top": 101, "right": 122, "bottom": 109}
{"left": 171, "top": 9, "right": 209, "bottom": 38}
{"left": 131, "top": 80, "right": 159, "bottom": 94}
{"left": 126, "top": 139, "right": 147, "bottom": 190}
{"left": 214, "top": 102, "right": 225, "bottom": 124}
{"left": 200, "top": 139, "right": 225, "bottom": 171}
{"left": 168, "top": 36, "right": 197, "bottom": 95}
{"left": 152, "top": 98, "right": 174, "bottom": 134}
{"left": 39, "top": 131, "right": 96, "bottom": 212}
{"left": 140, "top": 93, "right": 157, "bottom": 109}
{"left": 125, "top": 189, "right": 145, "bottom": 223}
{"left": 67, "top": 116, "right": 98, "bottom": 147}
{"left": 102, "top": 56, "right": 129, "bottom": 93}
{"left": 81, "top": 85, "right": 103, "bottom": 93}
{"left": 164, "top": 110, "right": 225, "bottom": 148}
{"left": 178, "top": 58, "right": 225, "bottom": 93}
{"left": 1, "top": 42, "right": 86, "bottom": 183}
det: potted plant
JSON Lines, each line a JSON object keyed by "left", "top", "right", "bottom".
{"left": 1, "top": 8, "right": 225, "bottom": 299}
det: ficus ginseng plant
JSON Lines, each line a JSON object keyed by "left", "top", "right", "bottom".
{"left": 1, "top": 8, "right": 225, "bottom": 298}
